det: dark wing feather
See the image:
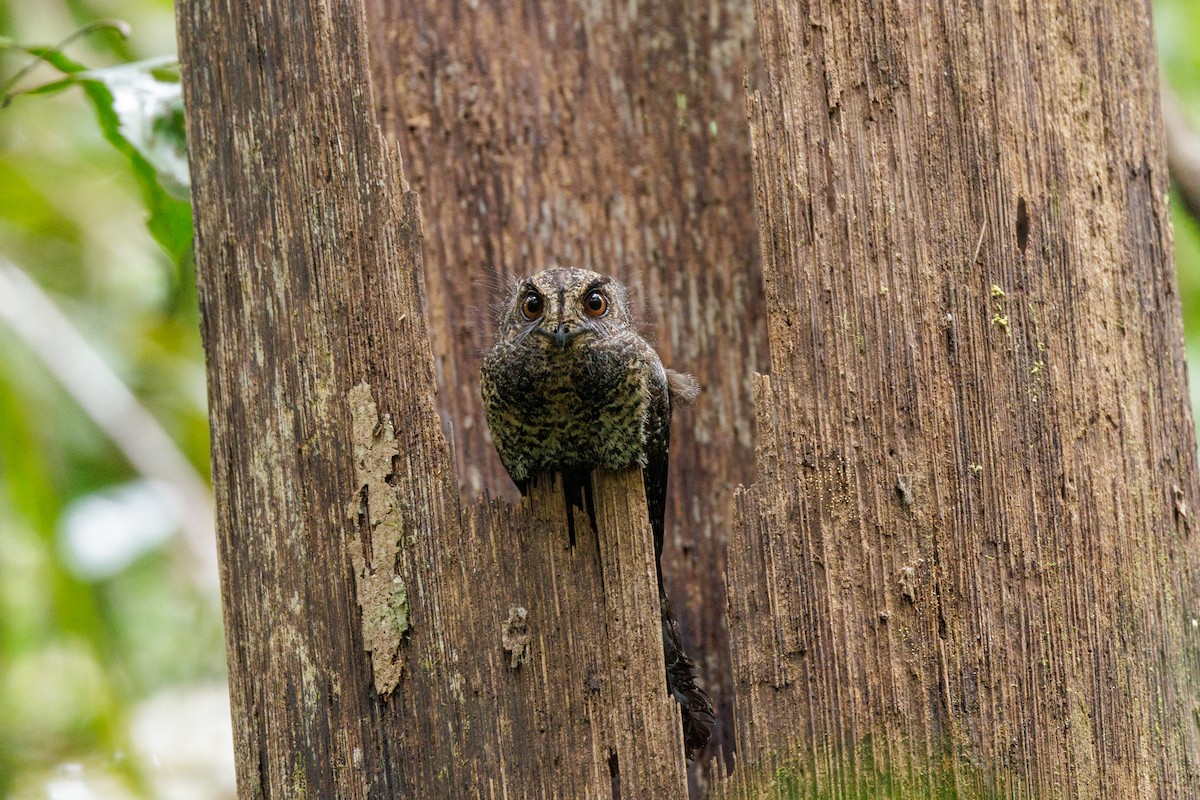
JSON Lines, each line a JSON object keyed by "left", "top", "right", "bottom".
{"left": 644, "top": 366, "right": 714, "bottom": 759}
{"left": 643, "top": 368, "right": 672, "bottom": 567}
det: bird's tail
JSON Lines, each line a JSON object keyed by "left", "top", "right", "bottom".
{"left": 660, "top": 592, "right": 714, "bottom": 760}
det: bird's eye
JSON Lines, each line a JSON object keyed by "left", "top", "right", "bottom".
{"left": 583, "top": 289, "right": 608, "bottom": 317}
{"left": 521, "top": 292, "right": 544, "bottom": 320}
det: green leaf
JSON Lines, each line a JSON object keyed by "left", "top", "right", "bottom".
{"left": 78, "top": 58, "right": 189, "bottom": 201}
{"left": 5, "top": 45, "right": 193, "bottom": 269}
{"left": 16, "top": 77, "right": 76, "bottom": 98}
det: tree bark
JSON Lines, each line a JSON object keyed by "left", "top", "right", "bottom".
{"left": 723, "top": 0, "right": 1200, "bottom": 796}
{"left": 180, "top": 0, "right": 1200, "bottom": 794}
{"left": 178, "top": 0, "right": 686, "bottom": 796}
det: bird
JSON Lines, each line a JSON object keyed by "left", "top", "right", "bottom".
{"left": 480, "top": 266, "right": 714, "bottom": 760}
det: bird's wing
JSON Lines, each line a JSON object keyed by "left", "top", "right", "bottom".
{"left": 643, "top": 361, "right": 671, "bottom": 567}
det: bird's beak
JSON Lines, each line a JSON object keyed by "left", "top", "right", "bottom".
{"left": 535, "top": 323, "right": 585, "bottom": 350}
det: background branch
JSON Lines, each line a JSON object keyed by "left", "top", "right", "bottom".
{"left": 0, "top": 258, "right": 217, "bottom": 593}
{"left": 1164, "top": 83, "right": 1200, "bottom": 223}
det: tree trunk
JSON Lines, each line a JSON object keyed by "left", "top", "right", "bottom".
{"left": 363, "top": 3, "right": 765, "bottom": 773}
{"left": 180, "top": 0, "right": 1200, "bottom": 794}
{"left": 178, "top": 0, "right": 686, "bottom": 796}
{"left": 723, "top": 0, "right": 1200, "bottom": 796}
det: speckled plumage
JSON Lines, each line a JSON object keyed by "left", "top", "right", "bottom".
{"left": 480, "top": 267, "right": 713, "bottom": 759}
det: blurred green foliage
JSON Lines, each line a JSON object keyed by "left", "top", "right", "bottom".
{"left": 0, "top": 0, "right": 1198, "bottom": 797}
{"left": 1159, "top": 0, "right": 1200, "bottom": 357}
{"left": 0, "top": 1, "right": 223, "bottom": 796}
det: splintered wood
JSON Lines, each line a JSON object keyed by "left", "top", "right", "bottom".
{"left": 347, "top": 392, "right": 688, "bottom": 796}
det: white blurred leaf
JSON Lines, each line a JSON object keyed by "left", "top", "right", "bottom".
{"left": 78, "top": 58, "right": 189, "bottom": 201}
{"left": 59, "top": 480, "right": 181, "bottom": 580}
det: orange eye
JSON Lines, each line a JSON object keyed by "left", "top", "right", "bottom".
{"left": 521, "top": 292, "right": 544, "bottom": 320}
{"left": 583, "top": 289, "right": 608, "bottom": 317}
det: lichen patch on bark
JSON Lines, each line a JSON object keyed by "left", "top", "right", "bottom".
{"left": 501, "top": 605, "right": 531, "bottom": 669}
{"left": 348, "top": 381, "right": 408, "bottom": 694}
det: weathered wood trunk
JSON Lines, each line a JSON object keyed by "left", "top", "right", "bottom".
{"left": 723, "top": 0, "right": 1200, "bottom": 796}
{"left": 178, "top": 0, "right": 686, "bottom": 796}
{"left": 180, "top": 0, "right": 1200, "bottom": 795}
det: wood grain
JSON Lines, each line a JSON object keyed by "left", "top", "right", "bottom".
{"left": 723, "top": 0, "right": 1200, "bottom": 795}
{"left": 178, "top": 0, "right": 688, "bottom": 794}
{"left": 180, "top": 0, "right": 1200, "bottom": 793}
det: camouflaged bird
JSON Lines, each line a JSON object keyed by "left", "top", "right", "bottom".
{"left": 480, "top": 267, "right": 714, "bottom": 759}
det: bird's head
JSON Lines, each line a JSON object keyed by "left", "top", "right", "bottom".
{"left": 494, "top": 267, "right": 634, "bottom": 350}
